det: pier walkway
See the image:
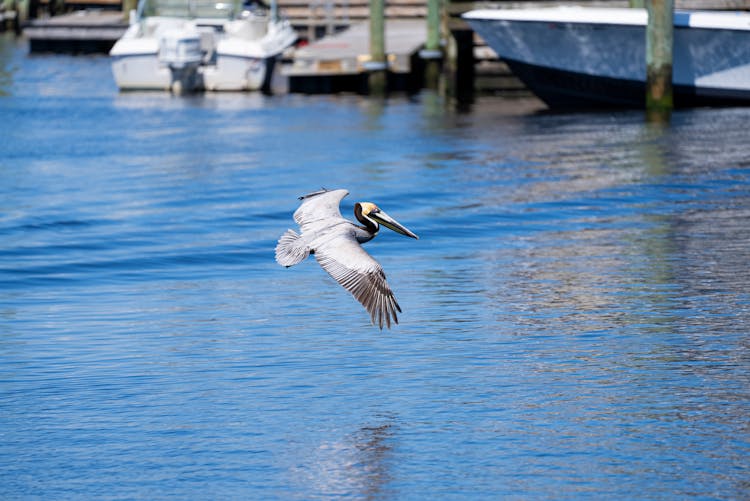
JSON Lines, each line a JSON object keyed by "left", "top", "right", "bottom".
{"left": 282, "top": 19, "right": 426, "bottom": 93}
{"left": 23, "top": 10, "right": 126, "bottom": 53}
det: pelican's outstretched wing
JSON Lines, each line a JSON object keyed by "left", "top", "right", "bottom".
{"left": 294, "top": 189, "right": 349, "bottom": 234}
{"left": 314, "top": 234, "right": 402, "bottom": 329}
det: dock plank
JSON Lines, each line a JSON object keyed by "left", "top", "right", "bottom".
{"left": 284, "top": 20, "right": 426, "bottom": 76}
{"left": 24, "top": 11, "right": 127, "bottom": 52}
{"left": 283, "top": 19, "right": 428, "bottom": 93}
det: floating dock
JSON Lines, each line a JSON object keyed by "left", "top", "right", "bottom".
{"left": 24, "top": 10, "right": 127, "bottom": 53}
{"left": 282, "top": 20, "right": 427, "bottom": 93}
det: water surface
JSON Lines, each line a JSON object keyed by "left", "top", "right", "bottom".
{"left": 1, "top": 34, "right": 749, "bottom": 499}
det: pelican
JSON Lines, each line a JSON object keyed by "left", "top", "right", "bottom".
{"left": 275, "top": 189, "right": 419, "bottom": 329}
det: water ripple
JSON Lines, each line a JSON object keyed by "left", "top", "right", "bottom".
{"left": 1, "top": 37, "right": 750, "bottom": 499}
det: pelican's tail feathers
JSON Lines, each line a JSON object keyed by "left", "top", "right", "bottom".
{"left": 275, "top": 229, "right": 309, "bottom": 267}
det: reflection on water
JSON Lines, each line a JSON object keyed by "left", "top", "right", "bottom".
{"left": 1, "top": 39, "right": 749, "bottom": 499}
{"left": 0, "top": 34, "right": 16, "bottom": 96}
{"left": 291, "top": 420, "right": 395, "bottom": 498}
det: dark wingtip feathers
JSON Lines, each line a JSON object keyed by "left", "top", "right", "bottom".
{"left": 298, "top": 188, "right": 329, "bottom": 200}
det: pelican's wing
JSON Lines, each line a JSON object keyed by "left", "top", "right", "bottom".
{"left": 294, "top": 189, "right": 349, "bottom": 234}
{"left": 315, "top": 234, "right": 402, "bottom": 329}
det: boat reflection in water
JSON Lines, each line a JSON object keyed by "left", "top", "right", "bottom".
{"left": 464, "top": 7, "right": 750, "bottom": 108}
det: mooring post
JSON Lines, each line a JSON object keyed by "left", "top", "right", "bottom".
{"left": 446, "top": 29, "right": 474, "bottom": 103}
{"left": 420, "top": 0, "right": 443, "bottom": 89}
{"left": 367, "top": 0, "right": 387, "bottom": 95}
{"left": 122, "top": 0, "right": 137, "bottom": 22}
{"left": 16, "top": 0, "right": 28, "bottom": 25}
{"left": 646, "top": 0, "right": 674, "bottom": 119}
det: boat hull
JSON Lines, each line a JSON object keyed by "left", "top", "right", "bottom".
{"left": 464, "top": 8, "right": 750, "bottom": 108}
{"left": 111, "top": 52, "right": 173, "bottom": 91}
{"left": 504, "top": 57, "right": 750, "bottom": 109}
{"left": 201, "top": 54, "right": 268, "bottom": 91}
{"left": 108, "top": 6, "right": 296, "bottom": 93}
{"left": 111, "top": 53, "right": 269, "bottom": 91}
{"left": 110, "top": 38, "right": 274, "bottom": 92}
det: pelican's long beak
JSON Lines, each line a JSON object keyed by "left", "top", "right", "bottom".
{"left": 370, "top": 210, "right": 419, "bottom": 239}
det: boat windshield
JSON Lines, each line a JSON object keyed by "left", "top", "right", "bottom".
{"left": 138, "top": 0, "right": 243, "bottom": 19}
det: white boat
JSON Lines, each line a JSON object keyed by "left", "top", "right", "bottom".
{"left": 463, "top": 7, "right": 750, "bottom": 108}
{"left": 110, "top": 0, "right": 297, "bottom": 92}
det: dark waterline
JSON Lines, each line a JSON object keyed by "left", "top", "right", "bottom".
{"left": 1, "top": 34, "right": 749, "bottom": 499}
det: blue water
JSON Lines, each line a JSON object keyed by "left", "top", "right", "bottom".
{"left": 2, "top": 33, "right": 750, "bottom": 499}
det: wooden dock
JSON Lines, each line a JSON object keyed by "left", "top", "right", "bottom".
{"left": 282, "top": 19, "right": 427, "bottom": 93}
{"left": 18, "top": 0, "right": 750, "bottom": 96}
{"left": 24, "top": 10, "right": 126, "bottom": 53}
{"left": 277, "top": 0, "right": 426, "bottom": 42}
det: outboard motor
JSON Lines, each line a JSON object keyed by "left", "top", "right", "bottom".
{"left": 158, "top": 29, "right": 203, "bottom": 93}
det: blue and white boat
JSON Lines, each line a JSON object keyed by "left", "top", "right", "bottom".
{"left": 110, "top": 0, "right": 296, "bottom": 92}
{"left": 463, "top": 7, "right": 750, "bottom": 108}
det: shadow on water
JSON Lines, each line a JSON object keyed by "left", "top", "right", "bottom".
{"left": 289, "top": 417, "right": 396, "bottom": 498}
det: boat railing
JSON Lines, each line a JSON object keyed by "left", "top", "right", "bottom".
{"left": 136, "top": 0, "right": 243, "bottom": 20}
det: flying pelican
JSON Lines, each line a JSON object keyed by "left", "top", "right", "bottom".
{"left": 275, "top": 189, "right": 419, "bottom": 329}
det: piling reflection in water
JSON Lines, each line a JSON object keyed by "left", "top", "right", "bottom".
{"left": 0, "top": 34, "right": 14, "bottom": 96}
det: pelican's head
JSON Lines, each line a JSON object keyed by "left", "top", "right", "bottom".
{"left": 355, "top": 202, "right": 419, "bottom": 239}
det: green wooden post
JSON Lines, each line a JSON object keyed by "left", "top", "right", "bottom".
{"left": 426, "top": 0, "right": 440, "bottom": 52}
{"left": 421, "top": 0, "right": 442, "bottom": 89}
{"left": 646, "top": 0, "right": 673, "bottom": 118}
{"left": 368, "top": 0, "right": 387, "bottom": 95}
{"left": 16, "top": 0, "right": 28, "bottom": 24}
{"left": 122, "top": 0, "right": 138, "bottom": 22}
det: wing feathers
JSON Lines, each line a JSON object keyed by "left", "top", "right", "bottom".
{"left": 315, "top": 239, "right": 401, "bottom": 329}
{"left": 293, "top": 189, "right": 349, "bottom": 233}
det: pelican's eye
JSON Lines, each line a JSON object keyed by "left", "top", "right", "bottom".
{"left": 370, "top": 208, "right": 380, "bottom": 214}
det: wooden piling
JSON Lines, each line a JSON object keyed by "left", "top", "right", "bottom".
{"left": 425, "top": 0, "right": 441, "bottom": 54}
{"left": 16, "top": 0, "right": 28, "bottom": 24}
{"left": 122, "top": 0, "right": 137, "bottom": 22}
{"left": 368, "top": 0, "right": 387, "bottom": 95}
{"left": 444, "top": 29, "right": 474, "bottom": 103}
{"left": 422, "top": 0, "right": 442, "bottom": 89}
{"left": 646, "top": 0, "right": 674, "bottom": 118}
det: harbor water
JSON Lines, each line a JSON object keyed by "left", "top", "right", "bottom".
{"left": 1, "top": 34, "right": 749, "bottom": 498}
